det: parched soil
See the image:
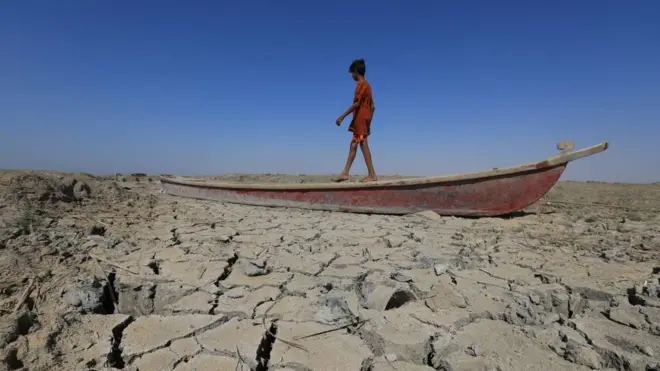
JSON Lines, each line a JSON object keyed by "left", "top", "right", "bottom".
{"left": 0, "top": 170, "right": 659, "bottom": 371}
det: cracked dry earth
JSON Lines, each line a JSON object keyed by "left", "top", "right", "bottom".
{"left": 1, "top": 171, "right": 660, "bottom": 371}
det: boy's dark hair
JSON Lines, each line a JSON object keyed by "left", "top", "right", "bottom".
{"left": 349, "top": 59, "right": 366, "bottom": 76}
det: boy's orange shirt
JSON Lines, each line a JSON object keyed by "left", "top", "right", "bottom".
{"left": 348, "top": 80, "right": 374, "bottom": 136}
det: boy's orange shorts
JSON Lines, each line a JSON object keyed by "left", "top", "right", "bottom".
{"left": 351, "top": 134, "right": 367, "bottom": 143}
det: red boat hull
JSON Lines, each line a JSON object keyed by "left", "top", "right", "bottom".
{"left": 160, "top": 165, "right": 565, "bottom": 216}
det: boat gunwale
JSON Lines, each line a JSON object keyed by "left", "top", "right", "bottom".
{"left": 159, "top": 141, "right": 608, "bottom": 191}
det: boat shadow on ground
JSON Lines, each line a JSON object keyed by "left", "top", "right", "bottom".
{"left": 490, "top": 208, "right": 558, "bottom": 219}
{"left": 462, "top": 210, "right": 538, "bottom": 219}
{"left": 496, "top": 210, "right": 536, "bottom": 219}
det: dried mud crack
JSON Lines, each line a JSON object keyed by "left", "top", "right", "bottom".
{"left": 106, "top": 316, "right": 134, "bottom": 369}
{"left": 218, "top": 253, "right": 239, "bottom": 281}
{"left": 254, "top": 322, "right": 278, "bottom": 371}
{"left": 101, "top": 271, "right": 119, "bottom": 314}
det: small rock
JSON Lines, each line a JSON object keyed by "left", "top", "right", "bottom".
{"left": 319, "top": 281, "right": 334, "bottom": 294}
{"left": 431, "top": 332, "right": 453, "bottom": 354}
{"left": 543, "top": 313, "right": 561, "bottom": 326}
{"left": 529, "top": 293, "right": 541, "bottom": 305}
{"left": 390, "top": 271, "right": 412, "bottom": 283}
{"left": 559, "top": 327, "right": 588, "bottom": 346}
{"left": 60, "top": 277, "right": 108, "bottom": 314}
{"left": 534, "top": 272, "right": 559, "bottom": 284}
{"left": 564, "top": 342, "right": 602, "bottom": 369}
{"left": 415, "top": 254, "right": 436, "bottom": 268}
{"left": 433, "top": 263, "right": 449, "bottom": 276}
{"left": 87, "top": 224, "right": 106, "bottom": 236}
{"left": 57, "top": 217, "right": 77, "bottom": 228}
{"left": 414, "top": 210, "right": 441, "bottom": 220}
{"left": 549, "top": 340, "right": 566, "bottom": 356}
{"left": 384, "top": 353, "right": 397, "bottom": 362}
{"left": 314, "top": 297, "right": 353, "bottom": 324}
{"left": 86, "top": 235, "right": 121, "bottom": 248}
{"left": 425, "top": 284, "right": 467, "bottom": 310}
{"left": 641, "top": 279, "right": 660, "bottom": 297}
{"left": 41, "top": 217, "right": 54, "bottom": 227}
{"left": 639, "top": 345, "right": 654, "bottom": 357}
{"left": 384, "top": 235, "right": 406, "bottom": 248}
{"left": 224, "top": 287, "right": 246, "bottom": 299}
{"left": 551, "top": 292, "right": 570, "bottom": 317}
{"left": 608, "top": 307, "right": 645, "bottom": 329}
{"left": 87, "top": 235, "right": 105, "bottom": 243}
{"left": 412, "top": 231, "right": 427, "bottom": 242}
{"left": 569, "top": 294, "right": 587, "bottom": 317}
{"left": 466, "top": 343, "right": 481, "bottom": 357}
{"left": 244, "top": 259, "right": 270, "bottom": 277}
{"left": 56, "top": 177, "right": 78, "bottom": 202}
{"left": 73, "top": 181, "right": 91, "bottom": 199}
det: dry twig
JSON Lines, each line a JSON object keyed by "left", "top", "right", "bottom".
{"left": 85, "top": 257, "right": 216, "bottom": 296}
{"left": 71, "top": 214, "right": 108, "bottom": 226}
{"left": 13, "top": 278, "right": 36, "bottom": 313}
{"left": 235, "top": 346, "right": 245, "bottom": 371}
{"left": 292, "top": 318, "right": 370, "bottom": 341}
{"left": 89, "top": 254, "right": 139, "bottom": 275}
{"left": 520, "top": 224, "right": 532, "bottom": 248}
{"left": 261, "top": 299, "right": 308, "bottom": 352}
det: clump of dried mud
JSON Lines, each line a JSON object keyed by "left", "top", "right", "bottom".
{"left": 0, "top": 170, "right": 659, "bottom": 371}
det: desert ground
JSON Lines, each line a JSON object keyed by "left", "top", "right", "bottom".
{"left": 0, "top": 170, "right": 659, "bottom": 371}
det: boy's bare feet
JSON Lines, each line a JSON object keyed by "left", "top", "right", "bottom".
{"left": 359, "top": 176, "right": 378, "bottom": 183}
{"left": 332, "top": 174, "right": 349, "bottom": 182}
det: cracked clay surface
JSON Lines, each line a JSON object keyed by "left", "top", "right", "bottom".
{"left": 1, "top": 171, "right": 659, "bottom": 370}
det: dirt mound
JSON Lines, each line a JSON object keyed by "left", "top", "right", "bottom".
{"left": 0, "top": 172, "right": 140, "bottom": 210}
{"left": 5, "top": 174, "right": 91, "bottom": 204}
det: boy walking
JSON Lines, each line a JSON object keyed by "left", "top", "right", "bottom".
{"left": 334, "top": 59, "right": 378, "bottom": 183}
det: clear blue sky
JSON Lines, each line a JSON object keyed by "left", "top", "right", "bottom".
{"left": 1, "top": 0, "right": 658, "bottom": 183}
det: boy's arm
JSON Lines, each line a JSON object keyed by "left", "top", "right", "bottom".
{"left": 338, "top": 102, "right": 361, "bottom": 121}
{"left": 337, "top": 83, "right": 365, "bottom": 122}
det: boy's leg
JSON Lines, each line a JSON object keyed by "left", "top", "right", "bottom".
{"left": 359, "top": 137, "right": 377, "bottom": 182}
{"left": 333, "top": 138, "right": 359, "bottom": 182}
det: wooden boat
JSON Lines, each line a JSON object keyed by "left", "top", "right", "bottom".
{"left": 159, "top": 141, "right": 608, "bottom": 217}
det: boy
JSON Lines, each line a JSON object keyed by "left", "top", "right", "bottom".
{"left": 334, "top": 58, "right": 378, "bottom": 183}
